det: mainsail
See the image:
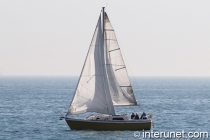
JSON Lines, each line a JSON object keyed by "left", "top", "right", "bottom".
{"left": 67, "top": 8, "right": 137, "bottom": 116}
{"left": 104, "top": 13, "right": 137, "bottom": 106}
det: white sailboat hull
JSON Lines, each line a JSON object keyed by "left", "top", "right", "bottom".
{"left": 65, "top": 118, "right": 152, "bottom": 130}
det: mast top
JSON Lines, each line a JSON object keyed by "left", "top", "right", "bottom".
{"left": 102, "top": 7, "right": 105, "bottom": 13}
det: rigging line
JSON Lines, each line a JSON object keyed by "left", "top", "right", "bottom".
{"left": 138, "top": 104, "right": 145, "bottom": 112}
{"left": 77, "top": 84, "right": 108, "bottom": 107}
{"left": 87, "top": 74, "right": 95, "bottom": 83}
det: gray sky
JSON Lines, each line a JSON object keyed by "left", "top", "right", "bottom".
{"left": 0, "top": 0, "right": 210, "bottom": 76}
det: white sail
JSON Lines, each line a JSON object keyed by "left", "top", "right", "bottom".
{"left": 104, "top": 13, "right": 138, "bottom": 106}
{"left": 67, "top": 14, "right": 115, "bottom": 115}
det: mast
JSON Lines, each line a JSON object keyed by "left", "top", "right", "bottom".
{"left": 101, "top": 7, "right": 116, "bottom": 115}
{"left": 102, "top": 7, "right": 105, "bottom": 37}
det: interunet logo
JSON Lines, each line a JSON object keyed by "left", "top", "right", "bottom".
{"left": 134, "top": 130, "right": 209, "bottom": 139}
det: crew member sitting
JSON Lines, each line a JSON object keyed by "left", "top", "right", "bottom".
{"left": 131, "top": 112, "right": 135, "bottom": 119}
{"left": 140, "top": 112, "right": 147, "bottom": 119}
{"left": 134, "top": 113, "right": 139, "bottom": 119}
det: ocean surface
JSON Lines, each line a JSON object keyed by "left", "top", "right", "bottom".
{"left": 0, "top": 76, "right": 210, "bottom": 140}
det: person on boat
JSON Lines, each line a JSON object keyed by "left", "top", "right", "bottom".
{"left": 140, "top": 112, "right": 147, "bottom": 119}
{"left": 134, "top": 113, "right": 139, "bottom": 119}
{"left": 131, "top": 112, "right": 135, "bottom": 119}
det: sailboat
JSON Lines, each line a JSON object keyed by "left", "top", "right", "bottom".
{"left": 64, "top": 7, "right": 153, "bottom": 130}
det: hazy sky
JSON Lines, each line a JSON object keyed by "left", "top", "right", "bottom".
{"left": 0, "top": 0, "right": 210, "bottom": 76}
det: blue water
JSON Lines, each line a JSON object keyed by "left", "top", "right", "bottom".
{"left": 0, "top": 76, "right": 210, "bottom": 140}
